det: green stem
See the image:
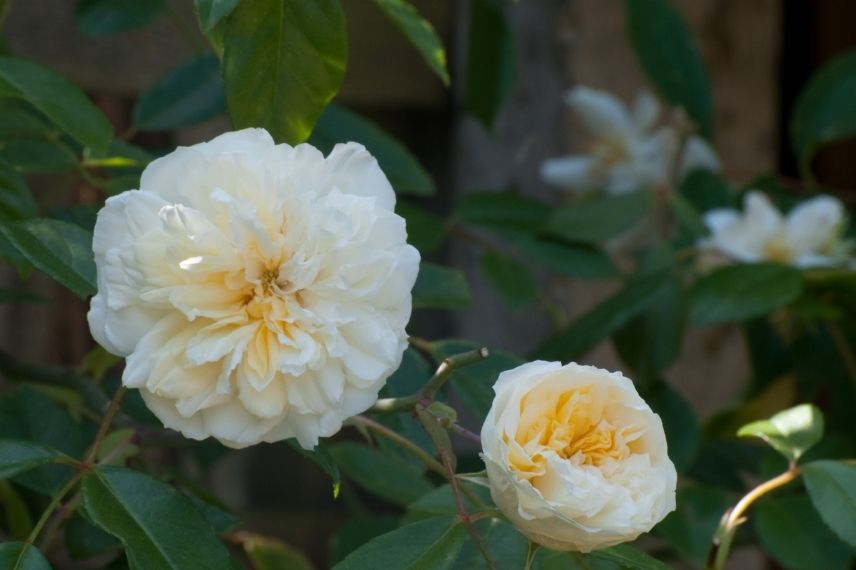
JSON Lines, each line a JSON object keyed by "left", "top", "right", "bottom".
{"left": 437, "top": 438, "right": 495, "bottom": 570}
{"left": 573, "top": 552, "right": 592, "bottom": 570}
{"left": 84, "top": 386, "right": 128, "bottom": 465}
{"left": 706, "top": 465, "right": 800, "bottom": 570}
{"left": 25, "top": 385, "right": 128, "bottom": 555}
{"left": 371, "top": 347, "right": 489, "bottom": 412}
{"left": 352, "top": 415, "right": 446, "bottom": 476}
{"left": 351, "top": 415, "right": 487, "bottom": 509}
{"left": 450, "top": 423, "right": 481, "bottom": 444}
{"left": 524, "top": 541, "right": 540, "bottom": 570}
{"left": 24, "top": 470, "right": 84, "bottom": 548}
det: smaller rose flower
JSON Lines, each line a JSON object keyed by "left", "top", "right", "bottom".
{"left": 540, "top": 86, "right": 719, "bottom": 195}
{"left": 480, "top": 361, "right": 676, "bottom": 552}
{"left": 699, "top": 191, "right": 851, "bottom": 268}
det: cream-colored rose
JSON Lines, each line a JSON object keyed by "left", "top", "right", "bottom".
{"left": 88, "top": 128, "right": 419, "bottom": 449}
{"left": 480, "top": 361, "right": 676, "bottom": 552}
{"left": 540, "top": 86, "right": 719, "bottom": 195}
{"left": 699, "top": 191, "right": 850, "bottom": 268}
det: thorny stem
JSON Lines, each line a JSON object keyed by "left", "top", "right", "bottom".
{"left": 437, "top": 433, "right": 496, "bottom": 570}
{"left": 24, "top": 471, "right": 84, "bottom": 548}
{"left": 824, "top": 320, "right": 856, "bottom": 390}
{"left": 352, "top": 415, "right": 447, "bottom": 477}
{"left": 84, "top": 386, "right": 128, "bottom": 465}
{"left": 371, "top": 347, "right": 489, "bottom": 412}
{"left": 706, "top": 464, "right": 800, "bottom": 570}
{"left": 351, "top": 415, "right": 487, "bottom": 509}
{"left": 450, "top": 423, "right": 481, "bottom": 445}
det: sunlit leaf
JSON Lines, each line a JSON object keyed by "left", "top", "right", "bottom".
{"left": 223, "top": 0, "right": 347, "bottom": 144}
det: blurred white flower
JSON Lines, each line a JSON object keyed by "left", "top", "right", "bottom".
{"left": 480, "top": 361, "right": 676, "bottom": 552}
{"left": 540, "top": 86, "right": 719, "bottom": 195}
{"left": 88, "top": 128, "right": 419, "bottom": 449}
{"left": 699, "top": 191, "right": 850, "bottom": 268}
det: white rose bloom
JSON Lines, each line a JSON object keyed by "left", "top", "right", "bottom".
{"left": 87, "top": 128, "right": 420, "bottom": 449}
{"left": 480, "top": 361, "right": 676, "bottom": 552}
{"left": 699, "top": 191, "right": 849, "bottom": 268}
{"left": 540, "top": 86, "right": 719, "bottom": 195}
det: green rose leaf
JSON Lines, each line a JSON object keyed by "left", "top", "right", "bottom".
{"left": 535, "top": 270, "right": 669, "bottom": 361}
{"left": 81, "top": 466, "right": 234, "bottom": 570}
{"left": 0, "top": 162, "right": 37, "bottom": 221}
{"left": 193, "top": 0, "right": 241, "bottom": 31}
{"left": 371, "top": 0, "right": 449, "bottom": 85}
{"left": 455, "top": 191, "right": 550, "bottom": 236}
{"left": 588, "top": 544, "right": 670, "bottom": 570}
{"left": 310, "top": 104, "right": 435, "bottom": 196}
{"left": 287, "top": 440, "right": 341, "bottom": 498}
{"left": 333, "top": 516, "right": 467, "bottom": 570}
{"left": 0, "top": 440, "right": 69, "bottom": 479}
{"left": 462, "top": 0, "right": 514, "bottom": 127}
{"left": 515, "top": 238, "right": 620, "bottom": 280}
{"left": 0, "top": 57, "right": 112, "bottom": 154}
{"left": 656, "top": 486, "right": 732, "bottom": 564}
{"left": 396, "top": 202, "right": 445, "bottom": 252}
{"left": 623, "top": 0, "right": 713, "bottom": 137}
{"left": 0, "top": 139, "right": 79, "bottom": 174}
{"left": 679, "top": 169, "right": 734, "bottom": 213}
{"left": 757, "top": 494, "right": 853, "bottom": 570}
{"left": 689, "top": 263, "right": 804, "bottom": 326}
{"left": 412, "top": 262, "right": 472, "bottom": 310}
{"left": 545, "top": 190, "right": 652, "bottom": 244}
{"left": 0, "top": 387, "right": 92, "bottom": 495}
{"left": 329, "top": 442, "right": 434, "bottom": 506}
{"left": 791, "top": 50, "right": 856, "bottom": 174}
{"left": 0, "top": 542, "right": 51, "bottom": 570}
{"left": 75, "top": 0, "right": 165, "bottom": 37}
{"left": 613, "top": 276, "right": 686, "bottom": 382}
{"left": 132, "top": 54, "right": 226, "bottom": 132}
{"left": 802, "top": 460, "right": 856, "bottom": 548}
{"left": 737, "top": 403, "right": 824, "bottom": 461}
{"left": 65, "top": 513, "right": 122, "bottom": 560}
{"left": 223, "top": 0, "right": 347, "bottom": 144}
{"left": 405, "top": 484, "right": 489, "bottom": 522}
{"left": 646, "top": 382, "right": 699, "bottom": 472}
{"left": 480, "top": 252, "right": 537, "bottom": 310}
{"left": 242, "top": 534, "right": 315, "bottom": 570}
{"left": 0, "top": 219, "right": 96, "bottom": 298}
{"left": 329, "top": 516, "right": 399, "bottom": 566}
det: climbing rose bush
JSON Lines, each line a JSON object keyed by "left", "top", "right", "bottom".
{"left": 88, "top": 128, "right": 420, "bottom": 449}
{"left": 480, "top": 361, "right": 677, "bottom": 552}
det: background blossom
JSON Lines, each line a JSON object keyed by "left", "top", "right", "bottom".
{"left": 540, "top": 86, "right": 719, "bottom": 194}
{"left": 699, "top": 191, "right": 850, "bottom": 268}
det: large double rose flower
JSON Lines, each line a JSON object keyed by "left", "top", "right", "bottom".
{"left": 88, "top": 129, "right": 419, "bottom": 449}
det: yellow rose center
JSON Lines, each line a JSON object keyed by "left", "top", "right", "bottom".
{"left": 506, "top": 387, "right": 642, "bottom": 480}
{"left": 241, "top": 264, "right": 296, "bottom": 324}
{"left": 590, "top": 135, "right": 630, "bottom": 170}
{"left": 762, "top": 233, "right": 794, "bottom": 263}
